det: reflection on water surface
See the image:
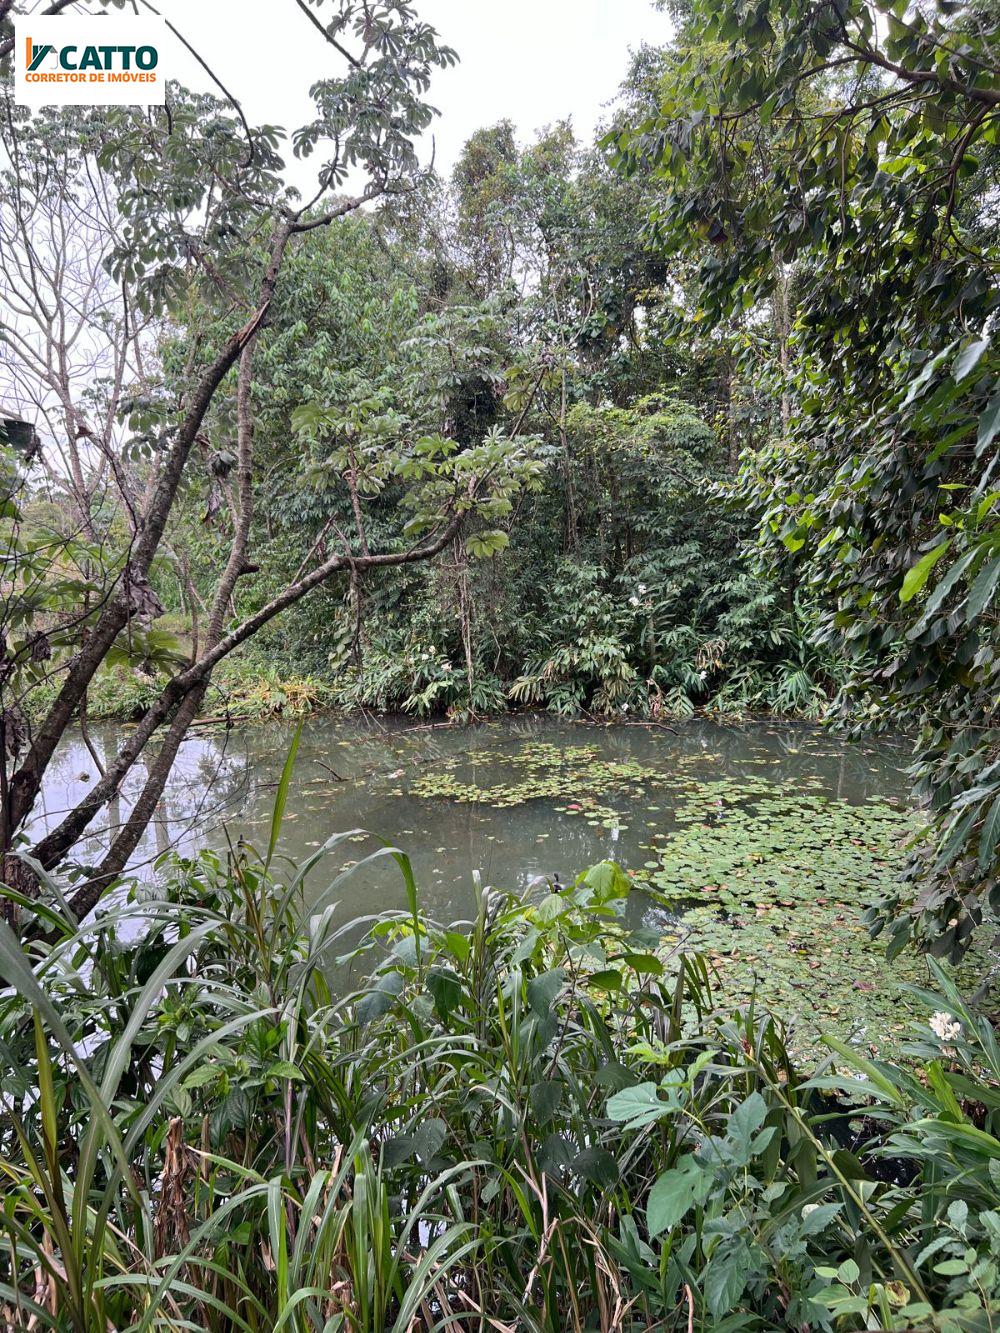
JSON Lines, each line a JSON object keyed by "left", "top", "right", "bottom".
{"left": 34, "top": 714, "right": 958, "bottom": 1054}
{"left": 30, "top": 714, "right": 909, "bottom": 925}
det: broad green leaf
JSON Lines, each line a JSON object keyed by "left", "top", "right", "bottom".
{"left": 412, "top": 1118, "right": 447, "bottom": 1165}
{"left": 265, "top": 1061, "right": 304, "bottom": 1082}
{"left": 728, "top": 1091, "right": 768, "bottom": 1149}
{"left": 526, "top": 967, "right": 565, "bottom": 1018}
{"left": 467, "top": 530, "right": 510, "bottom": 559}
{"left": 900, "top": 541, "right": 950, "bottom": 603}
{"left": 647, "top": 1155, "right": 712, "bottom": 1238}
{"left": 573, "top": 1145, "right": 620, "bottom": 1187}
{"left": 705, "top": 1242, "right": 751, "bottom": 1317}
{"left": 967, "top": 553, "right": 1000, "bottom": 621}
{"left": 838, "top": 1258, "right": 860, "bottom": 1284}
{"left": 979, "top": 796, "right": 1000, "bottom": 875}
{"left": 443, "top": 930, "right": 471, "bottom": 963}
{"left": 356, "top": 969, "right": 405, "bottom": 1025}
{"left": 588, "top": 969, "right": 623, "bottom": 992}
{"left": 535, "top": 893, "right": 565, "bottom": 924}
{"left": 953, "top": 337, "right": 990, "bottom": 383}
{"left": 426, "top": 967, "right": 463, "bottom": 1021}
{"left": 977, "top": 391, "right": 1000, "bottom": 456}
{"left": 606, "top": 1082, "right": 671, "bottom": 1130}
{"left": 183, "top": 1063, "right": 221, "bottom": 1090}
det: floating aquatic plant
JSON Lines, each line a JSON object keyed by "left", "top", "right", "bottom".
{"left": 638, "top": 782, "right": 991, "bottom": 1058}
{"left": 410, "top": 737, "right": 990, "bottom": 1056}
{"left": 411, "top": 739, "right": 673, "bottom": 828}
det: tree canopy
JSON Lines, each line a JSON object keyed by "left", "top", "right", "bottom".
{"left": 1, "top": 0, "right": 998, "bottom": 960}
{"left": 611, "top": 0, "right": 1000, "bottom": 955}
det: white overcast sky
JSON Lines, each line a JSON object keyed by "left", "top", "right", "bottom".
{"left": 111, "top": 0, "right": 672, "bottom": 188}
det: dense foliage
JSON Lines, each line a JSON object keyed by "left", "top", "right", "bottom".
{"left": 610, "top": 0, "right": 1000, "bottom": 949}
{"left": 2, "top": 0, "right": 1000, "bottom": 1325}
{"left": 0, "top": 2, "right": 537, "bottom": 917}
{"left": 2, "top": 829, "right": 999, "bottom": 1330}
{"left": 151, "top": 135, "right": 818, "bottom": 726}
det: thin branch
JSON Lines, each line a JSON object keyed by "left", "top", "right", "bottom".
{"left": 136, "top": 0, "right": 257, "bottom": 166}
{"left": 836, "top": 27, "right": 1000, "bottom": 109}
{"left": 289, "top": 187, "right": 383, "bottom": 231}
{"left": 0, "top": 0, "right": 80, "bottom": 58}
{"left": 292, "top": 0, "right": 362, "bottom": 68}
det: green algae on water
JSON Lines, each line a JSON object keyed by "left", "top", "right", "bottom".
{"left": 411, "top": 737, "right": 985, "bottom": 1059}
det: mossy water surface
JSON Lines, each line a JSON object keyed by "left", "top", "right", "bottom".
{"left": 411, "top": 725, "right": 985, "bottom": 1058}
{"left": 46, "top": 714, "right": 970, "bottom": 1055}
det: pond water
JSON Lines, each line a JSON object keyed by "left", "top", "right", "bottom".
{"left": 32, "top": 713, "right": 960, "bottom": 1055}
{"left": 29, "top": 713, "right": 907, "bottom": 918}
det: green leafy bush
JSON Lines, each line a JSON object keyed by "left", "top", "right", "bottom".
{"left": 1, "top": 830, "right": 999, "bottom": 1329}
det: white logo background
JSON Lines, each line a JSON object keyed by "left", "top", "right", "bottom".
{"left": 15, "top": 16, "right": 169, "bottom": 107}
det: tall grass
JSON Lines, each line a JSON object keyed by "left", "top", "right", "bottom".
{"left": 1, "top": 820, "right": 998, "bottom": 1328}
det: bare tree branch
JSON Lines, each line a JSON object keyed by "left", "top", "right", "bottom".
{"left": 29, "top": 510, "right": 464, "bottom": 914}
{"left": 292, "top": 0, "right": 361, "bottom": 68}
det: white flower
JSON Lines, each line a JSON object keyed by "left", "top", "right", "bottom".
{"left": 929, "top": 1011, "right": 962, "bottom": 1044}
{"left": 442, "top": 663, "right": 453, "bottom": 673}
{"left": 629, "top": 596, "right": 640, "bottom": 607}
{"left": 638, "top": 583, "right": 647, "bottom": 594}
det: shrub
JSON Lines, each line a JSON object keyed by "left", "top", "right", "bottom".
{"left": 0, "top": 835, "right": 997, "bottom": 1329}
